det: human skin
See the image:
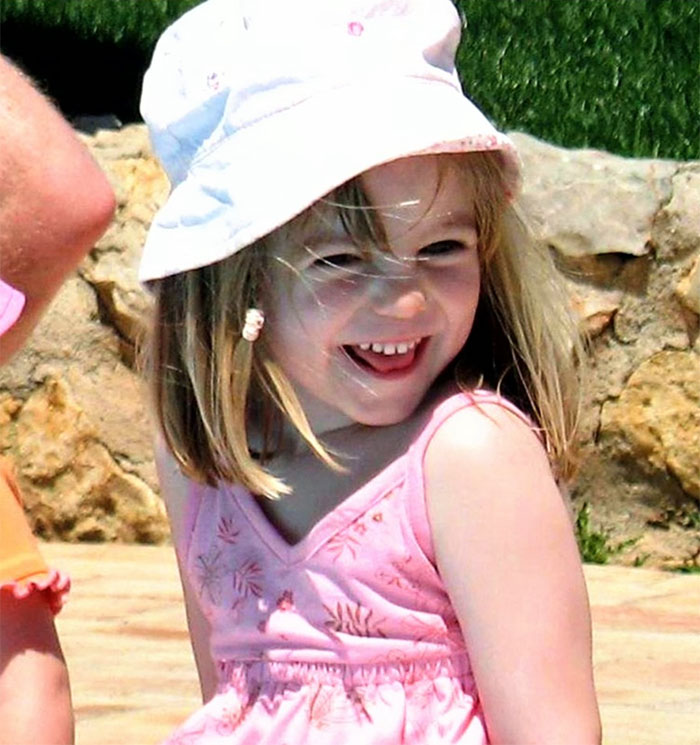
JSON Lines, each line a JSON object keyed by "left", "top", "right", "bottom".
{"left": 426, "top": 401, "right": 601, "bottom": 743}
{"left": 0, "top": 591, "right": 74, "bottom": 745}
{"left": 264, "top": 154, "right": 481, "bottom": 435}
{"left": 158, "top": 153, "right": 600, "bottom": 741}
{"left": 0, "top": 54, "right": 116, "bottom": 364}
{"left": 0, "top": 54, "right": 115, "bottom": 744}
{"left": 265, "top": 153, "right": 600, "bottom": 742}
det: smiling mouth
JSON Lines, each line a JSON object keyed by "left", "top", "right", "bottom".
{"left": 342, "top": 338, "right": 425, "bottom": 374}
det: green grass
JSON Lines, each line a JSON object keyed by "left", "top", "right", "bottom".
{"left": 1, "top": 0, "right": 697, "bottom": 159}
{"left": 575, "top": 502, "right": 637, "bottom": 565}
{"left": 456, "top": 0, "right": 699, "bottom": 160}
{"left": 674, "top": 563, "right": 700, "bottom": 574}
{"left": 0, "top": 0, "right": 198, "bottom": 49}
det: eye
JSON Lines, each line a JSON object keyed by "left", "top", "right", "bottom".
{"left": 311, "top": 251, "right": 363, "bottom": 270}
{"left": 417, "top": 240, "right": 467, "bottom": 258}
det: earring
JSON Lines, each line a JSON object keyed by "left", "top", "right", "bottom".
{"left": 242, "top": 308, "right": 264, "bottom": 342}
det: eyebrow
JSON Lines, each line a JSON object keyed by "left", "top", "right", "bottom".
{"left": 300, "top": 206, "right": 477, "bottom": 252}
{"left": 298, "top": 214, "right": 351, "bottom": 247}
{"left": 431, "top": 210, "right": 477, "bottom": 230}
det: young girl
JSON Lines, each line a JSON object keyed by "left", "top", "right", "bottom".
{"left": 140, "top": 1, "right": 601, "bottom": 742}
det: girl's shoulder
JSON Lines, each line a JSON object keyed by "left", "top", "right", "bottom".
{"left": 421, "top": 386, "right": 563, "bottom": 551}
{"left": 399, "top": 384, "right": 566, "bottom": 599}
{"left": 419, "top": 386, "right": 556, "bottom": 528}
{"left": 413, "top": 386, "right": 541, "bottom": 456}
{"left": 421, "top": 392, "right": 597, "bottom": 745}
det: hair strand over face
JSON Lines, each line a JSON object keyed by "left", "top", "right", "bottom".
{"left": 145, "top": 151, "right": 585, "bottom": 497}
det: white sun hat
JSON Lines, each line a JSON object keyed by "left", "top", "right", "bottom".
{"left": 139, "top": 0, "right": 520, "bottom": 282}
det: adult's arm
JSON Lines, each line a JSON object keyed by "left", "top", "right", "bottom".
{"left": 0, "top": 55, "right": 116, "bottom": 364}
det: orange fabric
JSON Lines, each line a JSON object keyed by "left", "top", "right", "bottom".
{"left": 0, "top": 458, "right": 50, "bottom": 585}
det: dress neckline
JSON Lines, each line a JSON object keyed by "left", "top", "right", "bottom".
{"left": 226, "top": 385, "right": 472, "bottom": 566}
{"left": 227, "top": 454, "right": 407, "bottom": 566}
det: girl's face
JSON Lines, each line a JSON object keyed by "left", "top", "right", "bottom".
{"left": 265, "top": 154, "right": 481, "bottom": 435}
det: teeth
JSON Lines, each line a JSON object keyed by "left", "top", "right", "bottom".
{"left": 356, "top": 338, "right": 421, "bottom": 356}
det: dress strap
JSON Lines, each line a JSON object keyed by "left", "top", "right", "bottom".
{"left": 404, "top": 389, "right": 538, "bottom": 565}
{"left": 181, "top": 479, "right": 206, "bottom": 559}
{"left": 155, "top": 441, "right": 207, "bottom": 562}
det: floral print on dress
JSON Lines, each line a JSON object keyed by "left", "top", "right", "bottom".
{"left": 195, "top": 545, "right": 228, "bottom": 605}
{"left": 398, "top": 614, "right": 452, "bottom": 647}
{"left": 320, "top": 492, "right": 393, "bottom": 563}
{"left": 351, "top": 519, "right": 368, "bottom": 535}
{"left": 217, "top": 514, "right": 241, "bottom": 544}
{"left": 309, "top": 685, "right": 367, "bottom": 728}
{"left": 323, "top": 530, "right": 362, "bottom": 562}
{"left": 375, "top": 554, "right": 417, "bottom": 590}
{"left": 213, "top": 702, "right": 245, "bottom": 736}
{"left": 231, "top": 558, "right": 264, "bottom": 610}
{"left": 171, "top": 392, "right": 509, "bottom": 744}
{"left": 276, "top": 589, "right": 294, "bottom": 611}
{"left": 347, "top": 21, "right": 364, "bottom": 37}
{"left": 323, "top": 601, "right": 387, "bottom": 638}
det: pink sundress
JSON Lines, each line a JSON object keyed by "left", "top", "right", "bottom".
{"left": 164, "top": 391, "right": 529, "bottom": 744}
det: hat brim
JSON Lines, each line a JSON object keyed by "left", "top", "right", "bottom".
{"left": 140, "top": 78, "right": 520, "bottom": 282}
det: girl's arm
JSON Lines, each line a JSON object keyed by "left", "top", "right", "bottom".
{"left": 425, "top": 404, "right": 601, "bottom": 745}
{"left": 155, "top": 448, "right": 218, "bottom": 703}
{"left": 177, "top": 560, "right": 218, "bottom": 703}
{"left": 0, "top": 591, "right": 73, "bottom": 745}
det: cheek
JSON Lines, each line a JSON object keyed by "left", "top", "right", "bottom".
{"left": 302, "top": 275, "right": 367, "bottom": 308}
{"left": 436, "top": 258, "right": 481, "bottom": 314}
{"left": 283, "top": 276, "right": 367, "bottom": 332}
{"left": 265, "top": 277, "right": 366, "bottom": 356}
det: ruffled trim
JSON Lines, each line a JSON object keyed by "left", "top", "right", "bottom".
{"left": 217, "top": 652, "right": 474, "bottom": 689}
{"left": 0, "top": 568, "right": 71, "bottom": 615}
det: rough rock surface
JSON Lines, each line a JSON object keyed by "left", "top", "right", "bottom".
{"left": 0, "top": 125, "right": 169, "bottom": 543}
{"left": 0, "top": 125, "right": 698, "bottom": 567}
{"left": 511, "top": 133, "right": 700, "bottom": 568}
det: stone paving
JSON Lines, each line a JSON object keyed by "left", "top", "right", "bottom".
{"left": 43, "top": 543, "right": 700, "bottom": 745}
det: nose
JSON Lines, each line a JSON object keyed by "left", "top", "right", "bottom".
{"left": 373, "top": 286, "right": 428, "bottom": 319}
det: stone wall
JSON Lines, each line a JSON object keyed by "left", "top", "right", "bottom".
{"left": 513, "top": 133, "right": 700, "bottom": 567}
{"left": 1, "top": 125, "right": 698, "bottom": 567}
{"left": 0, "top": 125, "right": 168, "bottom": 543}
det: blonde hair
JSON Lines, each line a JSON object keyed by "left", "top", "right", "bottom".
{"left": 145, "top": 151, "right": 584, "bottom": 498}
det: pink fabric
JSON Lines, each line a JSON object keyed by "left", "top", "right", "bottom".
{"left": 0, "top": 278, "right": 25, "bottom": 336}
{"left": 0, "top": 569, "right": 71, "bottom": 616}
{"left": 164, "top": 390, "right": 532, "bottom": 744}
{"left": 0, "top": 459, "right": 71, "bottom": 616}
